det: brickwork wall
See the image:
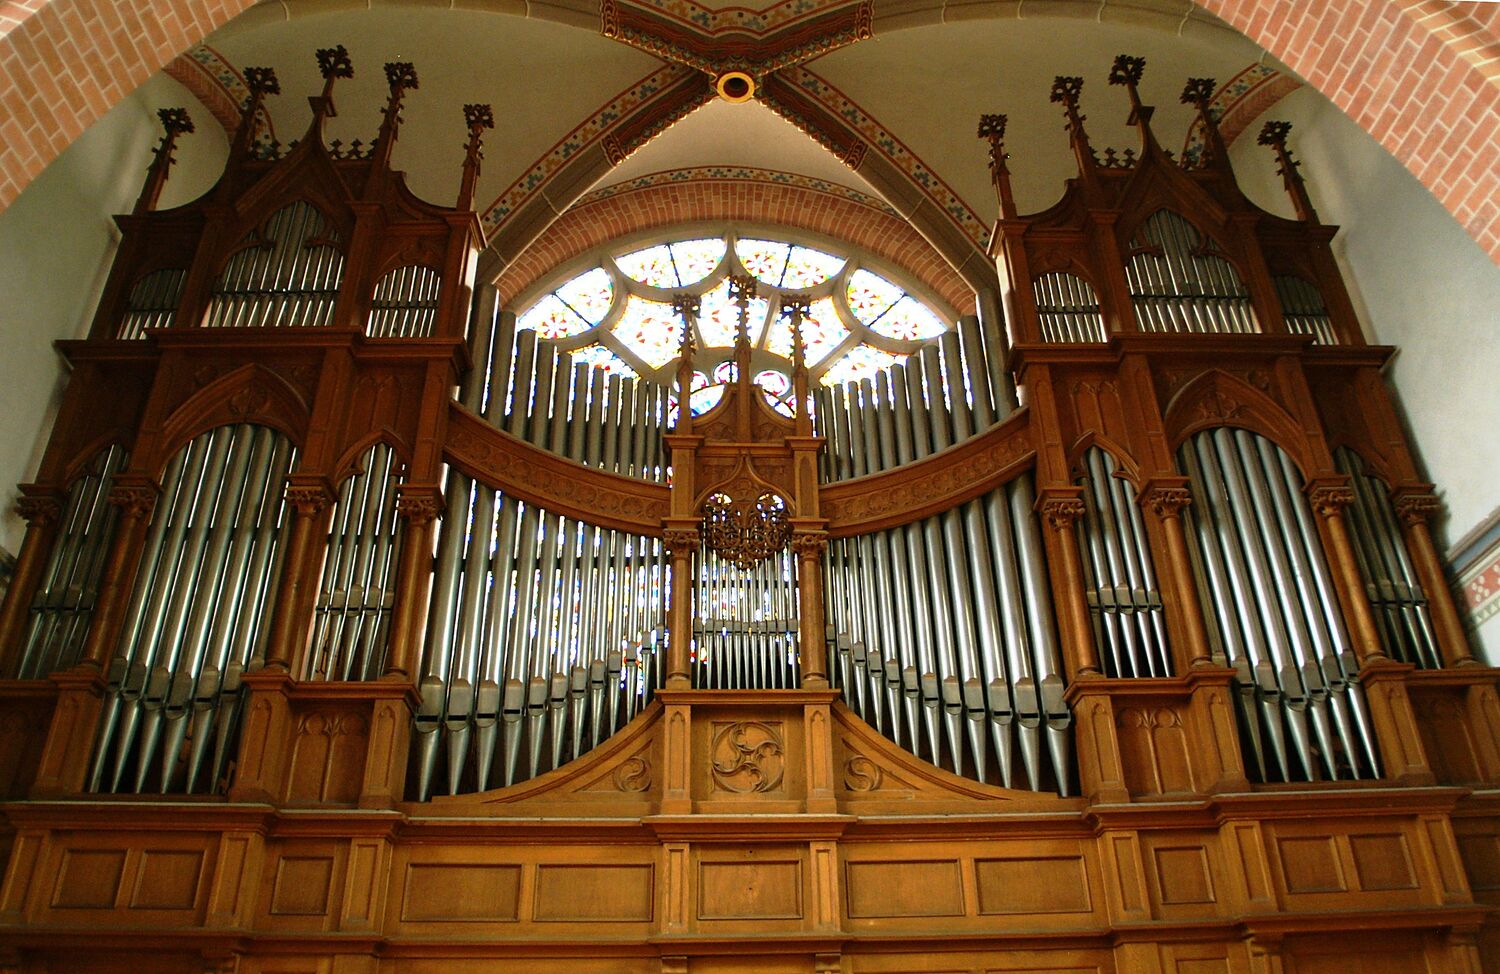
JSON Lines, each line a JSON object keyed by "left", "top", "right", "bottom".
{"left": 497, "top": 177, "right": 975, "bottom": 313}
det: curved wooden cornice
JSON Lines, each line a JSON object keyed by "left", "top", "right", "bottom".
{"left": 443, "top": 402, "right": 670, "bottom": 535}
{"left": 822, "top": 409, "right": 1034, "bottom": 537}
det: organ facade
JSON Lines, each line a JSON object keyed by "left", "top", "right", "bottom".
{"left": 0, "top": 45, "right": 1495, "bottom": 974}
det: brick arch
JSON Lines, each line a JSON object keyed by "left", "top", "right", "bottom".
{"left": 494, "top": 172, "right": 975, "bottom": 314}
{"left": 0, "top": 0, "right": 1496, "bottom": 263}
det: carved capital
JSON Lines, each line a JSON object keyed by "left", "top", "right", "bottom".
{"left": 1306, "top": 483, "right": 1355, "bottom": 518}
{"left": 791, "top": 530, "right": 829, "bottom": 557}
{"left": 1392, "top": 492, "right": 1442, "bottom": 526}
{"left": 107, "top": 478, "right": 159, "bottom": 520}
{"left": 662, "top": 527, "right": 701, "bottom": 556}
{"left": 1038, "top": 496, "right": 1086, "bottom": 531}
{"left": 14, "top": 493, "right": 62, "bottom": 527}
{"left": 395, "top": 485, "right": 444, "bottom": 524}
{"left": 284, "top": 483, "right": 335, "bottom": 516}
{"left": 1142, "top": 485, "right": 1193, "bottom": 519}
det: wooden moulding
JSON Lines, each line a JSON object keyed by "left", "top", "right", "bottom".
{"left": 1404, "top": 667, "right": 1500, "bottom": 787}
{"left": 443, "top": 402, "right": 671, "bottom": 535}
{"left": 0, "top": 682, "right": 55, "bottom": 801}
{"left": 819, "top": 409, "right": 1035, "bottom": 536}
{"left": 228, "top": 672, "right": 420, "bottom": 809}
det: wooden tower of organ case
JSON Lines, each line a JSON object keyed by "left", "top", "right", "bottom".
{"left": 0, "top": 46, "right": 1495, "bottom": 974}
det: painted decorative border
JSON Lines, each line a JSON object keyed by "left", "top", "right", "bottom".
{"left": 1456, "top": 534, "right": 1500, "bottom": 629}
{"left": 603, "top": 0, "right": 872, "bottom": 75}
{"left": 481, "top": 64, "right": 697, "bottom": 234}
{"left": 609, "top": 0, "right": 860, "bottom": 38}
{"left": 778, "top": 66, "right": 988, "bottom": 247}
{"left": 573, "top": 166, "right": 900, "bottom": 216}
{"left": 164, "top": 44, "right": 275, "bottom": 140}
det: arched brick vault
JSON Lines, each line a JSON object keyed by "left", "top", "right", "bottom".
{"left": 495, "top": 171, "right": 976, "bottom": 314}
{"left": 0, "top": 0, "right": 1497, "bottom": 262}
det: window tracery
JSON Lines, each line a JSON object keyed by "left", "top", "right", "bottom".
{"left": 515, "top": 231, "right": 953, "bottom": 415}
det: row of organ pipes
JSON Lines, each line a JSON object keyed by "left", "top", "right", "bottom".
{"left": 813, "top": 315, "right": 1071, "bottom": 791}
{"left": 0, "top": 49, "right": 1471, "bottom": 804}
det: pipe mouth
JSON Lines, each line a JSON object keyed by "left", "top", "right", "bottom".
{"left": 715, "top": 71, "right": 755, "bottom": 104}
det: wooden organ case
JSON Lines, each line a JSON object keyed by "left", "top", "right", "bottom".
{"left": 0, "top": 46, "right": 1493, "bottom": 974}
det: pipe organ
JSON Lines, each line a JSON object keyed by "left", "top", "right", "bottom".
{"left": 0, "top": 47, "right": 1494, "bottom": 974}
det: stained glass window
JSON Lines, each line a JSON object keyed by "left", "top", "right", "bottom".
{"left": 867, "top": 296, "right": 946, "bottom": 341}
{"left": 765, "top": 296, "right": 848, "bottom": 365}
{"left": 570, "top": 343, "right": 637, "bottom": 376}
{"left": 846, "top": 269, "right": 904, "bottom": 324}
{"left": 697, "top": 279, "right": 768, "bottom": 347}
{"left": 615, "top": 245, "right": 676, "bottom": 288}
{"left": 669, "top": 238, "right": 725, "bottom": 285}
{"left": 780, "top": 246, "right": 843, "bottom": 289}
{"left": 820, "top": 344, "right": 906, "bottom": 388}
{"left": 516, "top": 232, "right": 950, "bottom": 392}
{"left": 614, "top": 296, "right": 683, "bottom": 369}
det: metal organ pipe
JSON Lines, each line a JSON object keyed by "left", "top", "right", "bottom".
{"left": 1124, "top": 211, "right": 1257, "bottom": 337}
{"left": 1179, "top": 428, "right": 1378, "bottom": 782}
{"left": 814, "top": 326, "right": 1072, "bottom": 793}
{"left": 16, "top": 446, "right": 129, "bottom": 679}
{"left": 367, "top": 264, "right": 442, "bottom": 338}
{"left": 118, "top": 269, "right": 187, "bottom": 339}
{"left": 413, "top": 316, "right": 671, "bottom": 799}
{"left": 204, "top": 202, "right": 345, "bottom": 329}
{"left": 88, "top": 424, "right": 295, "bottom": 794}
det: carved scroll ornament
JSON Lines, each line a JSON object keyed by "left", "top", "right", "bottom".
{"left": 702, "top": 492, "right": 791, "bottom": 569}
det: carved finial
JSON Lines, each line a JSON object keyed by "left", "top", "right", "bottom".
{"left": 782, "top": 295, "right": 812, "bottom": 427}
{"left": 317, "top": 45, "right": 354, "bottom": 81}
{"left": 312, "top": 45, "right": 353, "bottom": 115}
{"left": 671, "top": 293, "right": 701, "bottom": 326}
{"left": 230, "top": 67, "right": 279, "bottom": 163}
{"left": 384, "top": 61, "right": 418, "bottom": 93}
{"left": 1181, "top": 77, "right": 1215, "bottom": 109}
{"left": 158, "top": 107, "right": 194, "bottom": 137}
{"left": 1050, "top": 75, "right": 1083, "bottom": 108}
{"left": 977, "top": 113, "right": 1015, "bottom": 219}
{"left": 244, "top": 67, "right": 280, "bottom": 98}
{"left": 1049, "top": 76, "right": 1096, "bottom": 178}
{"left": 1258, "top": 120, "right": 1319, "bottom": 224}
{"left": 1108, "top": 54, "right": 1146, "bottom": 89}
{"left": 135, "top": 108, "right": 195, "bottom": 213}
{"left": 1108, "top": 53, "right": 1156, "bottom": 136}
{"left": 457, "top": 103, "right": 495, "bottom": 211}
{"left": 1181, "top": 77, "right": 1229, "bottom": 172}
{"left": 727, "top": 274, "right": 757, "bottom": 342}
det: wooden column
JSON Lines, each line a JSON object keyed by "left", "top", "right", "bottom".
{"left": 1305, "top": 479, "right": 1388, "bottom": 664}
{"left": 381, "top": 484, "right": 443, "bottom": 681}
{"left": 76, "top": 475, "right": 158, "bottom": 671}
{"left": 1392, "top": 491, "right": 1478, "bottom": 667}
{"left": 662, "top": 525, "right": 698, "bottom": 690}
{"left": 263, "top": 477, "right": 335, "bottom": 675}
{"left": 792, "top": 531, "right": 830, "bottom": 690}
{"left": 0, "top": 490, "right": 62, "bottom": 677}
{"left": 1035, "top": 487, "right": 1101, "bottom": 680}
{"left": 1139, "top": 479, "right": 1213, "bottom": 671}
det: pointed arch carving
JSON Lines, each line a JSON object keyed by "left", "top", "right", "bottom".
{"left": 153, "top": 363, "right": 309, "bottom": 474}
{"left": 332, "top": 430, "right": 413, "bottom": 486}
{"left": 1163, "top": 368, "right": 1311, "bottom": 476}
{"left": 1066, "top": 432, "right": 1143, "bottom": 488}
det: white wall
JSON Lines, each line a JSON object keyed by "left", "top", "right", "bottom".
{"left": 0, "top": 75, "right": 224, "bottom": 557}
{"left": 1229, "top": 85, "right": 1500, "bottom": 659}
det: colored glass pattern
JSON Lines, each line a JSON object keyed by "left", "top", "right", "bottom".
{"left": 615, "top": 244, "right": 676, "bottom": 287}
{"left": 765, "top": 296, "right": 847, "bottom": 365}
{"left": 820, "top": 344, "right": 906, "bottom": 387}
{"left": 845, "top": 269, "right": 903, "bottom": 323}
{"left": 780, "top": 245, "right": 843, "bottom": 289}
{"left": 669, "top": 238, "right": 725, "bottom": 285}
{"left": 615, "top": 296, "right": 683, "bottom": 369}
{"left": 518, "top": 294, "right": 591, "bottom": 339}
{"left": 696, "top": 279, "right": 768, "bottom": 347}
{"left": 553, "top": 267, "right": 613, "bottom": 324}
{"left": 570, "top": 343, "right": 637, "bottom": 376}
{"left": 868, "top": 296, "right": 946, "bottom": 341}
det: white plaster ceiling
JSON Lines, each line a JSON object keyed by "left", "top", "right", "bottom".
{"left": 600, "top": 99, "right": 880, "bottom": 192}
{"left": 809, "top": 17, "right": 1267, "bottom": 219}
